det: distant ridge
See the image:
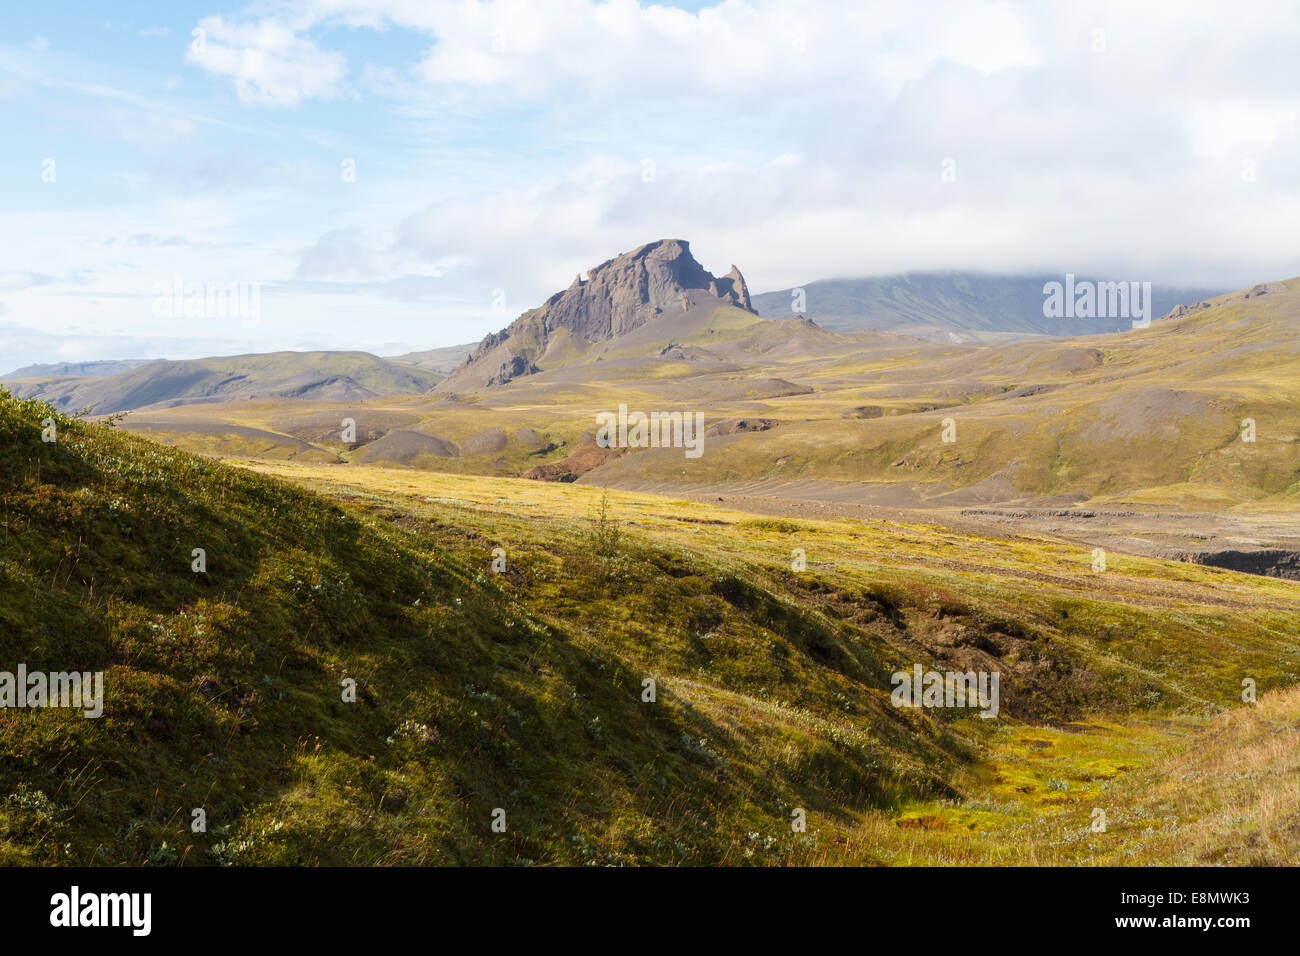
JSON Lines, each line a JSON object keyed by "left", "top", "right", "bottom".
{"left": 751, "top": 272, "right": 1225, "bottom": 342}
{"left": 3, "top": 359, "right": 153, "bottom": 379}
{"left": 1, "top": 351, "right": 441, "bottom": 415}
{"left": 386, "top": 343, "right": 478, "bottom": 375}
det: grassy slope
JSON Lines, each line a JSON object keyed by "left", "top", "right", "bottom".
{"left": 6, "top": 389, "right": 1300, "bottom": 865}
{"left": 0, "top": 390, "right": 969, "bottom": 865}
{"left": 243, "top": 461, "right": 1300, "bottom": 863}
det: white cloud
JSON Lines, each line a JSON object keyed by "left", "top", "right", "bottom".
{"left": 186, "top": 15, "right": 346, "bottom": 107}
{"left": 295, "top": 228, "right": 382, "bottom": 279}
{"left": 0, "top": 271, "right": 56, "bottom": 293}
{"left": 192, "top": 0, "right": 1044, "bottom": 109}
{"left": 1186, "top": 103, "right": 1298, "bottom": 161}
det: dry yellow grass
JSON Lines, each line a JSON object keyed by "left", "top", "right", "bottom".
{"left": 1096, "top": 684, "right": 1300, "bottom": 864}
{"left": 787, "top": 687, "right": 1300, "bottom": 866}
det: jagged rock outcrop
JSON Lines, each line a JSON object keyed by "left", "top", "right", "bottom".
{"left": 437, "top": 240, "right": 755, "bottom": 391}
{"left": 1163, "top": 282, "right": 1285, "bottom": 322}
{"left": 709, "top": 264, "right": 753, "bottom": 312}
{"left": 1162, "top": 301, "right": 1212, "bottom": 321}
{"left": 1242, "top": 282, "right": 1285, "bottom": 299}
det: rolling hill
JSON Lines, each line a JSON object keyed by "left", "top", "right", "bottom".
{"left": 1, "top": 351, "right": 442, "bottom": 416}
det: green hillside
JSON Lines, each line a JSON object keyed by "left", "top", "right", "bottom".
{"left": 5, "top": 387, "right": 1300, "bottom": 865}
{"left": 0, "top": 387, "right": 964, "bottom": 864}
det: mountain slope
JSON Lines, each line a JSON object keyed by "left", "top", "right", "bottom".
{"left": 752, "top": 273, "right": 1224, "bottom": 341}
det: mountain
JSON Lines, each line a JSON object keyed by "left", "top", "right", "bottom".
{"left": 1, "top": 351, "right": 441, "bottom": 415}
{"left": 437, "top": 239, "right": 759, "bottom": 391}
{"left": 751, "top": 273, "right": 1225, "bottom": 341}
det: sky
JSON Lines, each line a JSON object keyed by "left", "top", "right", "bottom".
{"left": 1, "top": 0, "right": 1298, "bottom": 372}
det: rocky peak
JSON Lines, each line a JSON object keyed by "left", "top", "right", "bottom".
{"left": 533, "top": 239, "right": 754, "bottom": 342}
{"left": 710, "top": 264, "right": 753, "bottom": 312}
{"left": 438, "top": 239, "right": 757, "bottom": 391}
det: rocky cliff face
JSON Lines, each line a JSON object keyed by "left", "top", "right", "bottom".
{"left": 438, "top": 240, "right": 755, "bottom": 391}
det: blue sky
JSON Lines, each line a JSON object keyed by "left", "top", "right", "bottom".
{"left": 2, "top": 0, "right": 1298, "bottom": 372}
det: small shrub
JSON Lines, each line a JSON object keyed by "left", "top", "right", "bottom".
{"left": 587, "top": 492, "right": 622, "bottom": 558}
